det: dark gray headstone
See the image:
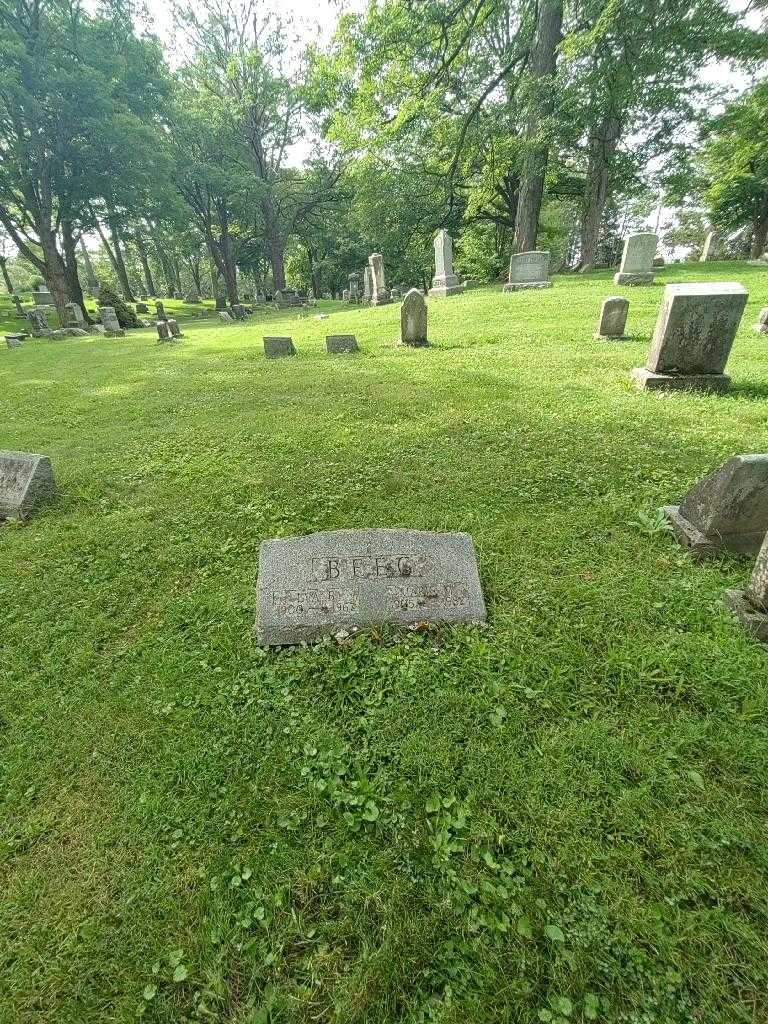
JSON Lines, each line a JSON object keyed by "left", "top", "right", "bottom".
{"left": 0, "top": 450, "right": 57, "bottom": 520}
{"left": 168, "top": 319, "right": 184, "bottom": 339}
{"left": 256, "top": 528, "right": 486, "bottom": 645}
{"left": 400, "top": 289, "right": 428, "bottom": 347}
{"left": 136, "top": 301, "right": 149, "bottom": 314}
{"left": 264, "top": 336, "right": 296, "bottom": 358}
{"left": 5, "top": 334, "right": 25, "bottom": 349}
{"left": 595, "top": 296, "right": 629, "bottom": 339}
{"left": 724, "top": 530, "right": 768, "bottom": 642}
{"left": 156, "top": 321, "right": 171, "bottom": 342}
{"left": 663, "top": 455, "right": 768, "bottom": 557}
{"left": 326, "top": 334, "right": 359, "bottom": 354}
{"left": 155, "top": 301, "right": 168, "bottom": 322}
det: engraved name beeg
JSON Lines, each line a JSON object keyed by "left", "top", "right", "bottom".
{"left": 311, "top": 551, "right": 433, "bottom": 582}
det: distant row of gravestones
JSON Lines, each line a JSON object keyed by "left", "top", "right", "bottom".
{"left": 5, "top": 448, "right": 768, "bottom": 647}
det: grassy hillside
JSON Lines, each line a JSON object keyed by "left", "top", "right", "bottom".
{"left": 2, "top": 263, "right": 768, "bottom": 1023}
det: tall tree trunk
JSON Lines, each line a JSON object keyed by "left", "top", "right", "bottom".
{"left": 750, "top": 193, "right": 768, "bottom": 258}
{"left": 107, "top": 215, "right": 136, "bottom": 301}
{"left": 513, "top": 0, "right": 563, "bottom": 253}
{"left": 174, "top": 258, "right": 183, "bottom": 296}
{"left": 61, "top": 220, "right": 92, "bottom": 323}
{"left": 135, "top": 231, "right": 157, "bottom": 295}
{"left": 215, "top": 199, "right": 239, "bottom": 304}
{"left": 39, "top": 228, "right": 70, "bottom": 322}
{"left": 79, "top": 239, "right": 99, "bottom": 293}
{"left": 149, "top": 223, "right": 176, "bottom": 296}
{"left": 262, "top": 195, "right": 286, "bottom": 290}
{"left": 0, "top": 256, "right": 14, "bottom": 294}
{"left": 579, "top": 112, "right": 621, "bottom": 271}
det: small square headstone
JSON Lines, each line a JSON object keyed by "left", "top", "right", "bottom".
{"left": 503, "top": 251, "right": 551, "bottom": 292}
{"left": 614, "top": 233, "right": 657, "bottom": 285}
{"left": 326, "top": 334, "right": 359, "bottom": 354}
{"left": 595, "top": 296, "right": 629, "bottom": 339}
{"left": 0, "top": 450, "right": 57, "bottom": 520}
{"left": 264, "top": 336, "right": 296, "bottom": 358}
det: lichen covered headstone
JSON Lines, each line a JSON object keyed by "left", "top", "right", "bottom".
{"left": 400, "top": 289, "right": 428, "bottom": 347}
{"left": 0, "top": 451, "right": 57, "bottom": 520}
{"left": 595, "top": 296, "right": 629, "bottom": 339}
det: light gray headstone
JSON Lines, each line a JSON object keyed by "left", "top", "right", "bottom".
{"left": 363, "top": 266, "right": 373, "bottom": 303}
{"left": 156, "top": 321, "right": 171, "bottom": 342}
{"left": 264, "top": 336, "right": 296, "bottom": 358}
{"left": 614, "top": 233, "right": 657, "bottom": 285}
{"left": 429, "top": 229, "right": 462, "bottom": 297}
{"left": 631, "top": 281, "right": 748, "bottom": 393}
{"left": 369, "top": 254, "right": 391, "bottom": 305}
{"left": 256, "top": 528, "right": 486, "bottom": 645}
{"left": 99, "top": 306, "right": 125, "bottom": 337}
{"left": 342, "top": 288, "right": 350, "bottom": 302}
{"left": 503, "top": 251, "right": 551, "bottom": 292}
{"left": 326, "top": 334, "right": 359, "bottom": 354}
{"left": 168, "top": 319, "right": 183, "bottom": 338}
{"left": 700, "top": 232, "right": 719, "bottom": 262}
{"left": 663, "top": 455, "right": 768, "bottom": 557}
{"left": 595, "top": 296, "right": 629, "bottom": 338}
{"left": 32, "top": 285, "right": 55, "bottom": 305}
{"left": 400, "top": 289, "right": 428, "bottom": 347}
{"left": 0, "top": 451, "right": 57, "bottom": 520}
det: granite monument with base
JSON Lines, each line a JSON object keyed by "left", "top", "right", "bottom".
{"left": 256, "top": 528, "right": 487, "bottom": 645}
{"left": 429, "top": 230, "right": 463, "bottom": 298}
{"left": 0, "top": 451, "right": 57, "bottom": 520}
{"left": 503, "top": 251, "right": 551, "bottom": 292}
{"left": 631, "top": 281, "right": 747, "bottom": 393}
{"left": 614, "top": 233, "right": 658, "bottom": 285}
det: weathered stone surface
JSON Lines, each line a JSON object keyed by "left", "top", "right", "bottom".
{"left": 157, "top": 321, "right": 171, "bottom": 342}
{"left": 0, "top": 450, "right": 57, "bottom": 520}
{"left": 700, "top": 232, "right": 719, "bottom": 262}
{"left": 723, "top": 530, "right": 768, "bottom": 641}
{"left": 348, "top": 274, "right": 360, "bottom": 302}
{"left": 32, "top": 285, "right": 55, "bottom": 305}
{"left": 504, "top": 251, "right": 551, "bottom": 292}
{"left": 264, "top": 335, "right": 296, "bottom": 358}
{"left": 11, "top": 295, "right": 25, "bottom": 318}
{"left": 369, "top": 253, "right": 391, "bottom": 305}
{"left": 631, "top": 281, "right": 748, "bottom": 393}
{"left": 64, "top": 302, "right": 86, "bottom": 329}
{"left": 754, "top": 308, "right": 768, "bottom": 334}
{"left": 595, "top": 296, "right": 629, "bottom": 339}
{"left": 136, "top": 301, "right": 149, "bottom": 313}
{"left": 51, "top": 328, "right": 87, "bottom": 340}
{"left": 230, "top": 304, "right": 248, "bottom": 320}
{"left": 342, "top": 288, "right": 350, "bottom": 301}
{"left": 26, "top": 308, "right": 51, "bottom": 337}
{"left": 218, "top": 311, "right": 233, "bottom": 323}
{"left": 429, "top": 229, "right": 462, "bottom": 297}
{"left": 614, "top": 233, "right": 657, "bottom": 285}
{"left": 155, "top": 301, "right": 168, "bottom": 321}
{"left": 168, "top": 319, "right": 184, "bottom": 339}
{"left": 99, "top": 306, "right": 125, "bottom": 337}
{"left": 400, "top": 289, "right": 428, "bottom": 347}
{"left": 326, "top": 334, "right": 359, "bottom": 354}
{"left": 662, "top": 455, "right": 768, "bottom": 557}
{"left": 5, "top": 334, "right": 25, "bottom": 348}
{"left": 256, "top": 528, "right": 486, "bottom": 645}
{"left": 363, "top": 266, "right": 373, "bottom": 303}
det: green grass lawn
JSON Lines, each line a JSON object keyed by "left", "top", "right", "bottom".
{"left": 2, "top": 263, "right": 768, "bottom": 1024}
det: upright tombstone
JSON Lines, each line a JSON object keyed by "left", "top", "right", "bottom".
{"left": 26, "top": 308, "right": 51, "bottom": 337}
{"left": 400, "top": 288, "right": 429, "bottom": 347}
{"left": 168, "top": 319, "right": 184, "bottom": 339}
{"left": 136, "top": 301, "right": 149, "bottom": 314}
{"left": 0, "top": 451, "right": 57, "bottom": 520}
{"left": 155, "top": 301, "right": 168, "bottom": 322}
{"left": 631, "top": 281, "right": 748, "bottom": 393}
{"left": 64, "top": 302, "right": 86, "bottom": 330}
{"left": 754, "top": 308, "right": 768, "bottom": 334}
{"left": 99, "top": 306, "right": 125, "bottom": 337}
{"left": 326, "top": 334, "right": 360, "bottom": 354}
{"left": 32, "top": 284, "right": 55, "bottom": 306}
{"left": 264, "top": 335, "right": 296, "bottom": 358}
{"left": 348, "top": 274, "right": 360, "bottom": 302}
{"left": 368, "top": 254, "right": 391, "bottom": 306}
{"left": 700, "top": 232, "right": 719, "bottom": 262}
{"left": 342, "top": 288, "right": 350, "bottom": 302}
{"left": 429, "top": 229, "right": 463, "bottom": 298}
{"left": 614, "top": 233, "right": 657, "bottom": 285}
{"left": 595, "top": 296, "right": 629, "bottom": 339}
{"left": 255, "top": 528, "right": 487, "bottom": 645}
{"left": 363, "top": 266, "right": 373, "bottom": 304}
{"left": 503, "top": 251, "right": 552, "bottom": 292}
{"left": 662, "top": 455, "right": 768, "bottom": 558}
{"left": 156, "top": 321, "right": 172, "bottom": 342}
{"left": 724, "top": 533, "right": 768, "bottom": 642}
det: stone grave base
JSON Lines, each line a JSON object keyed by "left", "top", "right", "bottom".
{"left": 594, "top": 331, "right": 627, "bottom": 341}
{"left": 723, "top": 589, "right": 768, "bottom": 643}
{"left": 614, "top": 273, "right": 654, "bottom": 285}
{"left": 429, "top": 274, "right": 463, "bottom": 298}
{"left": 631, "top": 367, "right": 730, "bottom": 394}
{"left": 503, "top": 281, "right": 552, "bottom": 292}
{"left": 663, "top": 504, "right": 765, "bottom": 558}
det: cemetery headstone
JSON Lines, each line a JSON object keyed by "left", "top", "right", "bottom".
{"left": 724, "top": 532, "right": 768, "bottom": 642}
{"left": 32, "top": 284, "right": 55, "bottom": 305}
{"left": 255, "top": 527, "right": 487, "bottom": 645}
{"left": 429, "top": 229, "right": 463, "bottom": 297}
{"left": 326, "top": 334, "right": 359, "bottom": 354}
{"left": 369, "top": 254, "right": 391, "bottom": 305}
{"left": 0, "top": 450, "right": 57, "bottom": 520}
{"left": 363, "top": 266, "right": 373, "bottom": 303}
{"left": 168, "top": 319, "right": 184, "bottom": 339}
{"left": 156, "top": 321, "right": 171, "bottom": 342}
{"left": 218, "top": 311, "right": 233, "bottom": 323}
{"left": 99, "top": 306, "right": 125, "bottom": 337}
{"left": 264, "top": 336, "right": 296, "bottom": 358}
{"left": 348, "top": 274, "right": 360, "bottom": 302}
{"left": 155, "top": 301, "right": 168, "bottom": 322}
{"left": 136, "top": 301, "right": 149, "bottom": 314}
{"left": 400, "top": 289, "right": 429, "bottom": 347}
{"left": 614, "top": 232, "right": 657, "bottom": 285}
{"left": 342, "top": 288, "right": 350, "bottom": 302}
{"left": 5, "top": 334, "right": 25, "bottom": 349}
{"left": 503, "top": 251, "right": 552, "bottom": 292}
{"left": 662, "top": 455, "right": 768, "bottom": 558}
{"left": 700, "top": 232, "right": 719, "bottom": 262}
{"left": 64, "top": 302, "right": 86, "bottom": 330}
{"left": 754, "top": 308, "right": 768, "bottom": 334}
{"left": 631, "top": 281, "right": 747, "bottom": 393}
{"left": 595, "top": 296, "right": 629, "bottom": 339}
{"left": 26, "top": 308, "right": 51, "bottom": 337}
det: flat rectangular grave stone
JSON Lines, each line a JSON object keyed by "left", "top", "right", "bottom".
{"left": 256, "top": 528, "right": 486, "bottom": 645}
{"left": 503, "top": 251, "right": 551, "bottom": 292}
{"left": 326, "top": 334, "right": 359, "bottom": 354}
{"left": 0, "top": 450, "right": 57, "bottom": 520}
{"left": 264, "top": 336, "right": 296, "bottom": 358}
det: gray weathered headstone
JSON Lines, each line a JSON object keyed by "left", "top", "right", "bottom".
{"left": 136, "top": 301, "right": 149, "bottom": 314}
{"left": 614, "top": 233, "right": 657, "bottom": 285}
{"left": 5, "top": 334, "right": 25, "bottom": 349}
{"left": 724, "top": 531, "right": 768, "bottom": 642}
{"left": 99, "top": 306, "right": 125, "bottom": 337}
{"left": 326, "top": 334, "right": 359, "bottom": 354}
{"left": 342, "top": 288, "right": 350, "bottom": 302}
{"left": 400, "top": 289, "right": 428, "bottom": 347}
{"left": 0, "top": 451, "right": 57, "bottom": 520}
{"left": 230, "top": 304, "right": 247, "bottom": 320}
{"left": 369, "top": 254, "right": 391, "bottom": 305}
{"left": 663, "top": 455, "right": 768, "bottom": 558}
{"left": 595, "top": 296, "right": 629, "bottom": 339}
{"left": 155, "top": 301, "right": 168, "bottom": 322}
{"left": 32, "top": 285, "right": 55, "bottom": 306}
{"left": 363, "top": 266, "right": 373, "bottom": 303}
{"left": 26, "top": 308, "right": 51, "bottom": 337}
{"left": 218, "top": 311, "right": 233, "bottom": 323}
{"left": 754, "top": 308, "right": 768, "bottom": 334}
{"left": 348, "top": 274, "right": 360, "bottom": 302}
{"left": 156, "top": 321, "right": 171, "bottom": 342}
{"left": 503, "top": 251, "right": 551, "bottom": 292}
{"left": 64, "top": 302, "right": 86, "bottom": 329}
{"left": 168, "top": 319, "right": 184, "bottom": 339}
{"left": 256, "top": 528, "right": 486, "bottom": 645}
{"left": 264, "top": 335, "right": 296, "bottom": 358}
{"left": 429, "top": 229, "right": 463, "bottom": 297}
{"left": 700, "top": 232, "right": 719, "bottom": 262}
{"left": 631, "top": 281, "right": 748, "bottom": 393}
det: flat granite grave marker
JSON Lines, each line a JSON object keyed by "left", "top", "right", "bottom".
{"left": 256, "top": 528, "right": 486, "bottom": 645}
{"left": 724, "top": 532, "right": 768, "bottom": 642}
{"left": 614, "top": 233, "right": 657, "bottom": 285}
{"left": 429, "top": 229, "right": 463, "bottom": 298}
{"left": 663, "top": 455, "right": 768, "bottom": 557}
{"left": 400, "top": 289, "right": 428, "bottom": 347}
{"left": 595, "top": 296, "right": 629, "bottom": 339}
{"left": 503, "top": 251, "right": 551, "bottom": 292}
{"left": 631, "top": 281, "right": 748, "bottom": 393}
{"left": 0, "top": 451, "right": 57, "bottom": 520}
{"left": 264, "top": 335, "right": 296, "bottom": 358}
{"left": 326, "top": 334, "right": 359, "bottom": 354}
